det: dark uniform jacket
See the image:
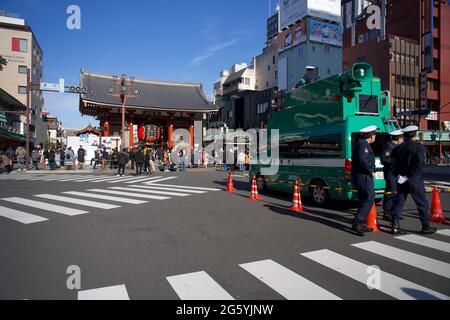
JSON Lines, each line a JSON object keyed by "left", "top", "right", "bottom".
{"left": 381, "top": 141, "right": 397, "bottom": 174}
{"left": 351, "top": 139, "right": 375, "bottom": 176}
{"left": 391, "top": 140, "right": 425, "bottom": 179}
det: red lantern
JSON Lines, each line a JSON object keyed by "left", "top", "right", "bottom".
{"left": 138, "top": 124, "right": 145, "bottom": 141}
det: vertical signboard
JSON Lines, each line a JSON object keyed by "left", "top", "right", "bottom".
{"left": 278, "top": 57, "right": 288, "bottom": 90}
{"left": 422, "top": 0, "right": 434, "bottom": 73}
{"left": 420, "top": 71, "right": 428, "bottom": 112}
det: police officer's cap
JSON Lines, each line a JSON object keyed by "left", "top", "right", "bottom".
{"left": 306, "top": 66, "right": 316, "bottom": 70}
{"left": 401, "top": 125, "right": 419, "bottom": 134}
{"left": 360, "top": 126, "right": 379, "bottom": 134}
{"left": 389, "top": 130, "right": 403, "bottom": 136}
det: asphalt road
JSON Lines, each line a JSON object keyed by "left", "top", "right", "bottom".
{"left": 0, "top": 170, "right": 449, "bottom": 300}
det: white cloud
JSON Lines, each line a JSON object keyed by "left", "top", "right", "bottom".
{"left": 190, "top": 38, "right": 239, "bottom": 66}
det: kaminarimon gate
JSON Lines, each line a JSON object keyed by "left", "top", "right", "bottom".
{"left": 79, "top": 69, "right": 217, "bottom": 149}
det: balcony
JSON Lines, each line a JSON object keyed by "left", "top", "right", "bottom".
{"left": 428, "top": 70, "right": 439, "bottom": 79}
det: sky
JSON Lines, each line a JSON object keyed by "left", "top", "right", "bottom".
{"left": 1, "top": 0, "right": 279, "bottom": 129}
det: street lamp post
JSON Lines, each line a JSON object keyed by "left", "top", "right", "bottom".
{"left": 108, "top": 75, "right": 138, "bottom": 150}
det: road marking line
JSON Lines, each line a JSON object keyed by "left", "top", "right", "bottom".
{"left": 77, "top": 284, "right": 130, "bottom": 300}
{"left": 166, "top": 271, "right": 234, "bottom": 300}
{"left": 33, "top": 194, "right": 120, "bottom": 210}
{"left": 110, "top": 176, "right": 154, "bottom": 184}
{"left": 239, "top": 259, "right": 340, "bottom": 300}
{"left": 87, "top": 189, "right": 170, "bottom": 200}
{"left": 143, "top": 183, "right": 221, "bottom": 191}
{"left": 352, "top": 241, "right": 450, "bottom": 279}
{"left": 88, "top": 176, "right": 136, "bottom": 183}
{"left": 76, "top": 176, "right": 119, "bottom": 182}
{"left": 395, "top": 235, "right": 450, "bottom": 254}
{"left": 301, "top": 249, "right": 450, "bottom": 300}
{"left": 124, "top": 176, "right": 164, "bottom": 184}
{"left": 63, "top": 191, "right": 148, "bottom": 204}
{"left": 437, "top": 229, "right": 450, "bottom": 237}
{"left": 106, "top": 176, "right": 148, "bottom": 183}
{"left": 128, "top": 185, "right": 206, "bottom": 194}
{"left": 144, "top": 177, "right": 178, "bottom": 184}
{"left": 0, "top": 206, "right": 49, "bottom": 224}
{"left": 109, "top": 187, "right": 190, "bottom": 197}
{"left": 2, "top": 197, "right": 88, "bottom": 216}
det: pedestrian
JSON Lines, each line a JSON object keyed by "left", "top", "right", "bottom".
{"left": 237, "top": 150, "right": 245, "bottom": 171}
{"left": 163, "top": 149, "right": 170, "bottom": 172}
{"left": 134, "top": 147, "right": 145, "bottom": 175}
{"left": 60, "top": 148, "right": 66, "bottom": 168}
{"left": 117, "top": 148, "right": 129, "bottom": 177}
{"left": 150, "top": 147, "right": 156, "bottom": 173}
{"left": 55, "top": 149, "right": 61, "bottom": 168}
{"left": 32, "top": 146, "right": 40, "bottom": 170}
{"left": 351, "top": 126, "right": 378, "bottom": 236}
{"left": 0, "top": 153, "right": 13, "bottom": 173}
{"left": 110, "top": 148, "right": 118, "bottom": 169}
{"left": 77, "top": 145, "right": 86, "bottom": 170}
{"left": 390, "top": 125, "right": 437, "bottom": 235}
{"left": 380, "top": 130, "right": 404, "bottom": 222}
{"left": 48, "top": 148, "right": 56, "bottom": 170}
{"left": 15, "top": 146, "right": 27, "bottom": 171}
{"left": 65, "top": 147, "right": 75, "bottom": 170}
{"left": 144, "top": 147, "right": 151, "bottom": 174}
{"left": 129, "top": 147, "right": 136, "bottom": 170}
{"left": 244, "top": 151, "right": 250, "bottom": 171}
{"left": 92, "top": 149, "right": 101, "bottom": 170}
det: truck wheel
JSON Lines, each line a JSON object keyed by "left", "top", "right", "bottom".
{"left": 310, "top": 180, "right": 330, "bottom": 206}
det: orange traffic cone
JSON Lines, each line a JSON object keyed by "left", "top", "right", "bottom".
{"left": 225, "top": 170, "right": 235, "bottom": 192}
{"left": 366, "top": 203, "right": 380, "bottom": 232}
{"left": 430, "top": 185, "right": 446, "bottom": 224}
{"left": 248, "top": 176, "right": 261, "bottom": 201}
{"left": 289, "top": 180, "right": 303, "bottom": 212}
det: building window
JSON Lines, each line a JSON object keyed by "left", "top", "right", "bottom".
{"left": 245, "top": 78, "right": 250, "bottom": 85}
{"left": 275, "top": 70, "right": 278, "bottom": 79}
{"left": 257, "top": 102, "right": 269, "bottom": 114}
{"left": 324, "top": 45, "right": 330, "bottom": 54}
{"left": 18, "top": 66, "right": 27, "bottom": 74}
{"left": 12, "top": 38, "right": 28, "bottom": 53}
{"left": 267, "top": 65, "right": 271, "bottom": 71}
{"left": 18, "top": 86, "right": 27, "bottom": 94}
{"left": 272, "top": 56, "right": 276, "bottom": 64}
{"left": 228, "top": 110, "right": 232, "bottom": 118}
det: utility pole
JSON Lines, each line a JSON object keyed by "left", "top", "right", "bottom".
{"left": 25, "top": 68, "right": 30, "bottom": 170}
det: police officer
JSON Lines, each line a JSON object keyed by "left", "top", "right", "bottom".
{"left": 390, "top": 125, "right": 436, "bottom": 235}
{"left": 380, "top": 130, "right": 404, "bottom": 222}
{"left": 351, "top": 126, "right": 378, "bottom": 236}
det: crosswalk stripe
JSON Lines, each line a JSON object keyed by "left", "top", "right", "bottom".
{"left": 109, "top": 187, "right": 190, "bottom": 197}
{"left": 301, "top": 249, "right": 450, "bottom": 300}
{"left": 239, "top": 259, "right": 340, "bottom": 300}
{"left": 0, "top": 206, "right": 48, "bottom": 224}
{"left": 87, "top": 176, "right": 131, "bottom": 183}
{"left": 107, "top": 176, "right": 146, "bottom": 183}
{"left": 145, "top": 177, "right": 177, "bottom": 184}
{"left": 2, "top": 197, "right": 88, "bottom": 216}
{"left": 33, "top": 194, "right": 121, "bottom": 210}
{"left": 395, "top": 235, "right": 450, "bottom": 254}
{"left": 75, "top": 176, "right": 115, "bottom": 182}
{"left": 63, "top": 191, "right": 148, "bottom": 204}
{"left": 124, "top": 176, "right": 164, "bottom": 184}
{"left": 87, "top": 189, "right": 170, "bottom": 200}
{"left": 143, "top": 183, "right": 221, "bottom": 191}
{"left": 437, "top": 229, "right": 450, "bottom": 237}
{"left": 166, "top": 271, "right": 234, "bottom": 300}
{"left": 78, "top": 284, "right": 130, "bottom": 300}
{"left": 352, "top": 241, "right": 450, "bottom": 279}
{"left": 128, "top": 185, "right": 206, "bottom": 194}
{"left": 112, "top": 176, "right": 154, "bottom": 184}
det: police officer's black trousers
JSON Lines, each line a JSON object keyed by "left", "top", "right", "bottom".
{"left": 391, "top": 177, "right": 429, "bottom": 225}
{"left": 353, "top": 174, "right": 375, "bottom": 223}
{"left": 383, "top": 172, "right": 397, "bottom": 213}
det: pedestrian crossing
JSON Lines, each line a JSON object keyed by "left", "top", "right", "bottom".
{"left": 0, "top": 183, "right": 221, "bottom": 225}
{"left": 161, "top": 233, "right": 450, "bottom": 301}
{"left": 0, "top": 173, "right": 170, "bottom": 185}
{"left": 75, "top": 232, "right": 450, "bottom": 300}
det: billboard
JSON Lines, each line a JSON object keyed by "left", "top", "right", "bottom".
{"left": 309, "top": 19, "right": 342, "bottom": 46}
{"left": 278, "top": 20, "right": 307, "bottom": 52}
{"left": 267, "top": 13, "right": 279, "bottom": 40}
{"left": 280, "top": 0, "right": 341, "bottom": 30}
